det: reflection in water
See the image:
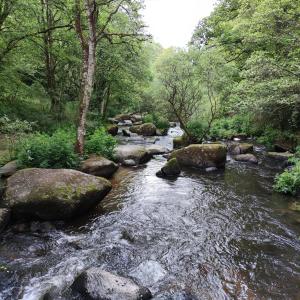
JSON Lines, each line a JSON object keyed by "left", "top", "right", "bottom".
{"left": 0, "top": 126, "right": 300, "bottom": 299}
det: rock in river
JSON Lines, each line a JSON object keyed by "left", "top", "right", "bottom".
{"left": 107, "top": 125, "right": 118, "bottom": 136}
{"left": 81, "top": 156, "right": 119, "bottom": 178}
{"left": 4, "top": 168, "right": 112, "bottom": 221}
{"left": 234, "top": 154, "right": 258, "bottom": 164}
{"left": 156, "top": 158, "right": 181, "bottom": 178}
{"left": 115, "top": 145, "right": 152, "bottom": 166}
{"left": 228, "top": 143, "right": 253, "bottom": 155}
{"left": 0, "top": 208, "right": 10, "bottom": 233}
{"left": 0, "top": 160, "right": 18, "bottom": 178}
{"left": 169, "top": 144, "right": 227, "bottom": 169}
{"left": 130, "top": 123, "right": 157, "bottom": 136}
{"left": 72, "top": 268, "right": 152, "bottom": 300}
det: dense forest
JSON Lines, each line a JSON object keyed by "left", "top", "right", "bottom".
{"left": 1, "top": 0, "right": 299, "bottom": 192}
{"left": 0, "top": 0, "right": 300, "bottom": 299}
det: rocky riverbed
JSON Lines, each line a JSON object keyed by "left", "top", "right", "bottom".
{"left": 0, "top": 125, "right": 300, "bottom": 299}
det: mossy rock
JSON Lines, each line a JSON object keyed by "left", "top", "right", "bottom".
{"left": 4, "top": 168, "right": 112, "bottom": 221}
{"left": 288, "top": 202, "right": 300, "bottom": 212}
{"left": 170, "top": 144, "right": 227, "bottom": 169}
{"left": 173, "top": 134, "right": 190, "bottom": 149}
{"left": 129, "top": 123, "right": 157, "bottom": 136}
{"left": 157, "top": 158, "right": 181, "bottom": 178}
{"left": 267, "top": 152, "right": 294, "bottom": 161}
{"left": 107, "top": 125, "right": 118, "bottom": 136}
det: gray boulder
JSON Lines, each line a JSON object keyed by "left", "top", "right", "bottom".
{"left": 72, "top": 268, "right": 152, "bottom": 300}
{"left": 0, "top": 208, "right": 10, "bottom": 232}
{"left": 234, "top": 154, "right": 258, "bottom": 164}
{"left": 115, "top": 145, "right": 152, "bottom": 166}
{"left": 4, "top": 168, "right": 112, "bottom": 220}
{"left": 0, "top": 160, "right": 18, "bottom": 178}
{"left": 228, "top": 143, "right": 253, "bottom": 155}
{"left": 146, "top": 145, "right": 169, "bottom": 155}
{"left": 169, "top": 144, "right": 227, "bottom": 169}
{"left": 81, "top": 156, "right": 119, "bottom": 178}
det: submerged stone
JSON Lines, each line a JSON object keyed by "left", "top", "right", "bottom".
{"left": 0, "top": 208, "right": 10, "bottom": 233}
{"left": 234, "top": 154, "right": 258, "bottom": 164}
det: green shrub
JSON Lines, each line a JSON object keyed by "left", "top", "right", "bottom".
{"left": 187, "top": 120, "right": 208, "bottom": 142}
{"left": 85, "top": 127, "right": 117, "bottom": 160}
{"left": 16, "top": 130, "right": 80, "bottom": 169}
{"left": 143, "top": 114, "right": 154, "bottom": 124}
{"left": 274, "top": 162, "right": 300, "bottom": 195}
{"left": 143, "top": 113, "right": 170, "bottom": 130}
{"left": 0, "top": 115, "right": 35, "bottom": 134}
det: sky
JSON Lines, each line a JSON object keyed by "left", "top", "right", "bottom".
{"left": 143, "top": 0, "right": 216, "bottom": 48}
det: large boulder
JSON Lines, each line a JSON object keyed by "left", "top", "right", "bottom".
{"left": 130, "top": 123, "right": 157, "bottom": 136}
{"left": 81, "top": 156, "right": 119, "bottom": 178}
{"left": 234, "top": 154, "right": 258, "bottom": 164}
{"left": 4, "top": 169, "right": 112, "bottom": 220}
{"left": 0, "top": 160, "right": 18, "bottom": 178}
{"left": 228, "top": 143, "right": 253, "bottom": 155}
{"left": 72, "top": 268, "right": 152, "bottom": 300}
{"left": 156, "top": 158, "right": 181, "bottom": 178}
{"left": 115, "top": 145, "right": 152, "bottom": 166}
{"left": 107, "top": 125, "right": 118, "bottom": 136}
{"left": 130, "top": 114, "right": 142, "bottom": 123}
{"left": 0, "top": 208, "right": 10, "bottom": 232}
{"left": 169, "top": 144, "right": 227, "bottom": 169}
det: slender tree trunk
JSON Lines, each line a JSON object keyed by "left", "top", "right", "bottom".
{"left": 75, "top": 0, "right": 97, "bottom": 155}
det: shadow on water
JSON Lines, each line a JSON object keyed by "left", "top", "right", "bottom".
{"left": 0, "top": 127, "right": 300, "bottom": 299}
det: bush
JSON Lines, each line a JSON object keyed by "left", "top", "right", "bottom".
{"left": 274, "top": 162, "right": 300, "bottom": 195}
{"left": 143, "top": 113, "right": 170, "bottom": 130}
{"left": 0, "top": 115, "right": 35, "bottom": 134}
{"left": 85, "top": 127, "right": 117, "bottom": 160}
{"left": 17, "top": 130, "right": 80, "bottom": 169}
{"left": 209, "top": 115, "right": 252, "bottom": 139}
{"left": 187, "top": 120, "right": 208, "bottom": 142}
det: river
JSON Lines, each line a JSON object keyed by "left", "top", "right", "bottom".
{"left": 0, "top": 126, "right": 300, "bottom": 299}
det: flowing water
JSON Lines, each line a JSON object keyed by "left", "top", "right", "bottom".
{"left": 0, "top": 127, "right": 300, "bottom": 299}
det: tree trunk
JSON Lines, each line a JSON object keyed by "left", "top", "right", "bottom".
{"left": 75, "top": 0, "right": 97, "bottom": 155}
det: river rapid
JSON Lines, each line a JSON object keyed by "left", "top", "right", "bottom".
{"left": 0, "top": 126, "right": 300, "bottom": 300}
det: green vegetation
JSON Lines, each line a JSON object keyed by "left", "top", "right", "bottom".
{"left": 16, "top": 130, "right": 80, "bottom": 169}
{"left": 274, "top": 148, "right": 300, "bottom": 195}
{"left": 0, "top": 0, "right": 299, "bottom": 194}
{"left": 85, "top": 128, "right": 117, "bottom": 160}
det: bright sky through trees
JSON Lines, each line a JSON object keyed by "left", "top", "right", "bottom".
{"left": 143, "top": 0, "right": 216, "bottom": 48}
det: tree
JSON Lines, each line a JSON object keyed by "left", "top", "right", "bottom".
{"left": 74, "top": 0, "right": 146, "bottom": 155}
{"left": 156, "top": 49, "right": 203, "bottom": 141}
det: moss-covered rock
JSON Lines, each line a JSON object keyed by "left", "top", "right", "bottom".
{"left": 81, "top": 155, "right": 119, "bottom": 178}
{"left": 129, "top": 123, "right": 157, "bottom": 136}
{"left": 156, "top": 158, "right": 181, "bottom": 178}
{"left": 169, "top": 144, "right": 227, "bottom": 169}
{"left": 173, "top": 135, "right": 190, "bottom": 149}
{"left": 4, "top": 168, "right": 112, "bottom": 221}
{"left": 107, "top": 125, "right": 118, "bottom": 136}
{"left": 267, "top": 152, "right": 294, "bottom": 161}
